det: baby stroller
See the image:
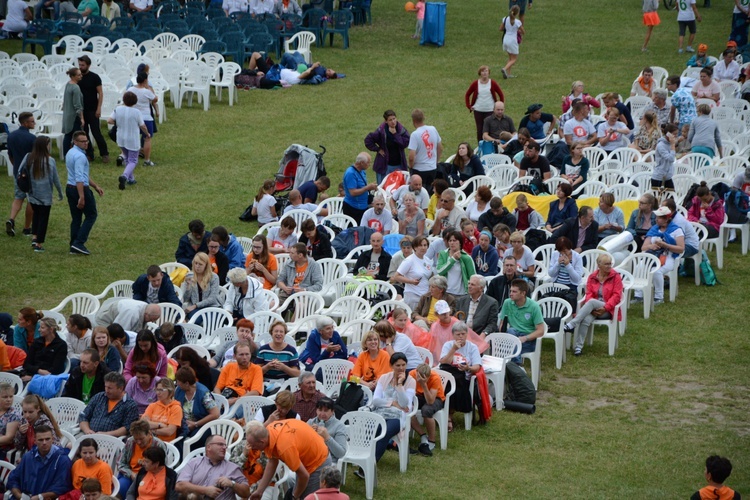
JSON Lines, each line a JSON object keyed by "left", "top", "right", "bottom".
{"left": 274, "top": 144, "right": 327, "bottom": 213}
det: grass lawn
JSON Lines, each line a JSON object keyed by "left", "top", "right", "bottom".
{"left": 1, "top": 0, "right": 749, "bottom": 496}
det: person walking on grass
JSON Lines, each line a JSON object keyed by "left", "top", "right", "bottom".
{"left": 108, "top": 91, "right": 149, "bottom": 190}
{"left": 66, "top": 131, "right": 104, "bottom": 256}
{"left": 641, "top": 0, "right": 660, "bottom": 52}
{"left": 677, "top": 0, "right": 701, "bottom": 54}
{"left": 24, "top": 136, "right": 63, "bottom": 253}
{"left": 500, "top": 6, "right": 524, "bottom": 79}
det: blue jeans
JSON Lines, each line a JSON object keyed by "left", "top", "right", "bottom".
{"left": 508, "top": 327, "right": 535, "bottom": 364}
{"left": 118, "top": 474, "right": 133, "bottom": 497}
{"left": 375, "top": 418, "right": 401, "bottom": 461}
{"left": 34, "top": 0, "right": 59, "bottom": 19}
{"left": 280, "top": 51, "right": 305, "bottom": 70}
{"left": 683, "top": 245, "right": 699, "bottom": 259}
{"left": 66, "top": 184, "right": 97, "bottom": 248}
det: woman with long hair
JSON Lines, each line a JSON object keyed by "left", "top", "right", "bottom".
{"left": 22, "top": 136, "right": 63, "bottom": 252}
{"left": 351, "top": 331, "right": 390, "bottom": 391}
{"left": 183, "top": 252, "right": 221, "bottom": 320}
{"left": 251, "top": 180, "right": 278, "bottom": 224}
{"left": 500, "top": 5, "right": 524, "bottom": 79}
{"left": 173, "top": 346, "right": 215, "bottom": 390}
{"left": 630, "top": 110, "right": 662, "bottom": 155}
{"left": 449, "top": 142, "right": 484, "bottom": 190}
{"left": 90, "top": 326, "right": 121, "bottom": 373}
{"left": 124, "top": 330, "right": 168, "bottom": 382}
{"left": 62, "top": 67, "right": 84, "bottom": 154}
{"left": 687, "top": 181, "right": 725, "bottom": 238}
{"left": 12, "top": 307, "right": 42, "bottom": 353}
{"left": 546, "top": 183, "right": 577, "bottom": 233}
{"left": 244, "top": 235, "right": 278, "bottom": 290}
{"left": 14, "top": 394, "right": 63, "bottom": 452}
{"left": 22, "top": 317, "right": 67, "bottom": 381}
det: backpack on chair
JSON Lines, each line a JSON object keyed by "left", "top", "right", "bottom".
{"left": 333, "top": 380, "right": 365, "bottom": 419}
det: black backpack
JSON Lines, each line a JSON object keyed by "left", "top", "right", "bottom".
{"left": 504, "top": 362, "right": 536, "bottom": 405}
{"left": 725, "top": 189, "right": 750, "bottom": 224}
{"left": 16, "top": 163, "right": 32, "bottom": 194}
{"left": 333, "top": 380, "right": 365, "bottom": 419}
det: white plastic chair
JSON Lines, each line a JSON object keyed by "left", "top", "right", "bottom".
{"left": 538, "top": 297, "right": 573, "bottom": 370}
{"left": 278, "top": 292, "right": 325, "bottom": 327}
{"left": 94, "top": 279, "right": 134, "bottom": 300}
{"left": 337, "top": 411, "right": 387, "bottom": 500}
{"left": 211, "top": 61, "right": 241, "bottom": 106}
{"left": 187, "top": 307, "right": 232, "bottom": 342}
{"left": 212, "top": 392, "right": 231, "bottom": 417}
{"left": 368, "top": 300, "right": 412, "bottom": 321}
{"left": 50, "top": 292, "right": 100, "bottom": 316}
{"left": 321, "top": 214, "right": 358, "bottom": 231}
{"left": 487, "top": 165, "right": 519, "bottom": 194}
{"left": 337, "top": 319, "right": 375, "bottom": 344}
{"left": 607, "top": 147, "right": 641, "bottom": 167}
{"left": 164, "top": 441, "right": 180, "bottom": 468}
{"left": 180, "top": 60, "right": 212, "bottom": 111}
{"left": 414, "top": 346, "right": 434, "bottom": 367}
{"left": 580, "top": 290, "right": 627, "bottom": 356}
{"left": 246, "top": 311, "right": 284, "bottom": 338}
{"left": 283, "top": 31, "right": 316, "bottom": 64}
{"left": 0, "top": 461, "right": 15, "bottom": 485}
{"left": 396, "top": 395, "right": 418, "bottom": 473}
{"left": 415, "top": 370, "right": 454, "bottom": 451}
{"left": 482, "top": 333, "right": 521, "bottom": 410}
{"left": 312, "top": 359, "right": 354, "bottom": 397}
{"left": 226, "top": 395, "right": 274, "bottom": 419}
{"left": 608, "top": 183, "right": 641, "bottom": 201}
{"left": 0, "top": 373, "right": 23, "bottom": 394}
{"left": 324, "top": 296, "right": 371, "bottom": 325}
{"left": 318, "top": 258, "right": 348, "bottom": 285}
{"left": 181, "top": 419, "right": 243, "bottom": 457}
{"left": 521, "top": 334, "right": 544, "bottom": 390}
{"left": 582, "top": 147, "right": 606, "bottom": 172}
{"left": 155, "top": 32, "right": 180, "bottom": 50}
{"left": 156, "top": 302, "right": 186, "bottom": 326}
{"left": 159, "top": 261, "right": 189, "bottom": 276}
{"left": 593, "top": 169, "right": 628, "bottom": 187}
{"left": 175, "top": 447, "right": 206, "bottom": 473}
{"left": 619, "top": 253, "right": 660, "bottom": 319}
{"left": 180, "top": 34, "right": 206, "bottom": 53}
{"left": 47, "top": 397, "right": 85, "bottom": 433}
{"left": 572, "top": 180, "right": 608, "bottom": 198}
{"left": 624, "top": 95, "right": 652, "bottom": 121}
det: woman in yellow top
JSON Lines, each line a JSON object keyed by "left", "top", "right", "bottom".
{"left": 71, "top": 438, "right": 114, "bottom": 494}
{"left": 142, "top": 378, "right": 182, "bottom": 442}
{"left": 351, "top": 331, "right": 391, "bottom": 390}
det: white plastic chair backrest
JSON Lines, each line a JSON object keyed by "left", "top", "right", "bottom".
{"left": 340, "top": 411, "right": 387, "bottom": 454}
{"left": 318, "top": 258, "right": 347, "bottom": 284}
{"left": 281, "top": 292, "right": 325, "bottom": 319}
{"left": 55, "top": 35, "right": 86, "bottom": 54}
{"left": 156, "top": 302, "right": 186, "bottom": 326}
{"left": 582, "top": 147, "right": 605, "bottom": 171}
{"left": 188, "top": 307, "right": 232, "bottom": 337}
{"left": 230, "top": 395, "right": 273, "bottom": 420}
{"left": 247, "top": 311, "right": 284, "bottom": 337}
{"left": 51, "top": 292, "right": 100, "bottom": 315}
{"left": 711, "top": 106, "right": 737, "bottom": 121}
{"left": 580, "top": 249, "right": 614, "bottom": 277}
{"left": 195, "top": 420, "right": 243, "bottom": 453}
{"left": 159, "top": 261, "right": 189, "bottom": 275}
{"left": 532, "top": 244, "right": 555, "bottom": 270}
{"left": 481, "top": 154, "right": 512, "bottom": 168}
{"left": 213, "top": 326, "right": 238, "bottom": 345}
{"left": 285, "top": 31, "right": 316, "bottom": 52}
{"left": 212, "top": 392, "right": 230, "bottom": 417}
{"left": 368, "top": 300, "right": 412, "bottom": 320}
{"left": 259, "top": 289, "right": 279, "bottom": 311}
{"left": 415, "top": 346, "right": 434, "bottom": 367}
{"left": 487, "top": 165, "right": 518, "bottom": 192}
{"left": 156, "top": 32, "right": 180, "bottom": 50}
{"left": 72, "top": 434, "right": 124, "bottom": 472}
{"left": 11, "top": 396, "right": 22, "bottom": 414}
{"left": 87, "top": 36, "right": 112, "bottom": 55}
{"left": 327, "top": 296, "right": 370, "bottom": 324}
{"left": 175, "top": 448, "right": 206, "bottom": 473}
{"left": 432, "top": 368, "right": 457, "bottom": 400}
{"left": 313, "top": 359, "right": 354, "bottom": 396}
{"left": 168, "top": 343, "right": 211, "bottom": 361}
{"left": 722, "top": 98, "right": 750, "bottom": 114}
{"left": 530, "top": 282, "right": 570, "bottom": 301}
{"left": 47, "top": 397, "right": 85, "bottom": 431}
{"left": 318, "top": 196, "right": 344, "bottom": 216}
{"left": 680, "top": 153, "right": 712, "bottom": 173}
{"left": 96, "top": 279, "right": 134, "bottom": 300}
{"left": 594, "top": 169, "right": 627, "bottom": 187}
{"left": 460, "top": 175, "right": 496, "bottom": 195}
{"left": 354, "top": 280, "right": 396, "bottom": 301}
{"left": 164, "top": 441, "right": 180, "bottom": 468}
{"left": 0, "top": 373, "right": 23, "bottom": 394}
{"left": 60, "top": 429, "right": 76, "bottom": 450}
{"left": 180, "top": 34, "right": 206, "bottom": 53}
{"left": 288, "top": 314, "right": 329, "bottom": 337}
{"left": 235, "top": 236, "right": 254, "bottom": 255}
{"left": 485, "top": 333, "right": 522, "bottom": 359}
{"left": 0, "top": 461, "right": 15, "bottom": 483}
{"left": 672, "top": 174, "right": 700, "bottom": 200}
{"left": 171, "top": 49, "right": 198, "bottom": 65}
{"left": 537, "top": 297, "right": 573, "bottom": 323}
{"left": 337, "top": 319, "right": 375, "bottom": 343}
{"left": 607, "top": 147, "right": 641, "bottom": 167}
{"left": 200, "top": 51, "right": 225, "bottom": 70}
{"left": 176, "top": 323, "right": 206, "bottom": 345}
{"left": 284, "top": 209, "right": 317, "bottom": 231}
{"left": 216, "top": 61, "right": 241, "bottom": 83}
{"left": 690, "top": 222, "right": 709, "bottom": 244}
{"left": 621, "top": 253, "right": 660, "bottom": 283}
{"left": 321, "top": 213, "right": 357, "bottom": 230}
{"left": 608, "top": 183, "right": 640, "bottom": 201}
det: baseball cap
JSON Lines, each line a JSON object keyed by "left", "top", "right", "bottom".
{"left": 727, "top": 40, "right": 738, "bottom": 48}
{"left": 654, "top": 206, "right": 672, "bottom": 217}
{"left": 698, "top": 44, "right": 708, "bottom": 52}
{"left": 434, "top": 300, "right": 450, "bottom": 315}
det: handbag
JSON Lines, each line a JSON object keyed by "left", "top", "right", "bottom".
{"left": 108, "top": 123, "right": 117, "bottom": 142}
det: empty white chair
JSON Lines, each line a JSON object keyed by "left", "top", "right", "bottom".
{"left": 50, "top": 292, "right": 100, "bottom": 316}
{"left": 336, "top": 411, "right": 387, "bottom": 500}
{"left": 211, "top": 61, "right": 241, "bottom": 106}
{"left": 157, "top": 302, "right": 186, "bottom": 326}
{"left": 226, "top": 395, "right": 274, "bottom": 419}
{"left": 538, "top": 297, "right": 573, "bottom": 370}
{"left": 619, "top": 253, "right": 660, "bottom": 319}
{"left": 283, "top": 31, "right": 316, "bottom": 64}
{"left": 324, "top": 296, "right": 371, "bottom": 325}
{"left": 47, "top": 397, "right": 85, "bottom": 433}
{"left": 608, "top": 183, "right": 641, "bottom": 201}
{"left": 187, "top": 307, "right": 232, "bottom": 342}
{"left": 482, "top": 333, "right": 521, "bottom": 410}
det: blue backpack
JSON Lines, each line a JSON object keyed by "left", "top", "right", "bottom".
{"left": 724, "top": 190, "right": 750, "bottom": 224}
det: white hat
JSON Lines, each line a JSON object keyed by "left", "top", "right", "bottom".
{"left": 654, "top": 206, "right": 672, "bottom": 217}
{"left": 434, "top": 300, "right": 450, "bottom": 315}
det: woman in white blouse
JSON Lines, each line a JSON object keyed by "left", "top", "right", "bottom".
{"left": 393, "top": 235, "right": 434, "bottom": 310}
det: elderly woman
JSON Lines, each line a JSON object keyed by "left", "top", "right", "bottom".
{"left": 547, "top": 236, "right": 584, "bottom": 310}
{"left": 448, "top": 142, "right": 485, "bottom": 191}
{"left": 253, "top": 389, "right": 299, "bottom": 425}
{"left": 398, "top": 192, "right": 426, "bottom": 237}
{"left": 374, "top": 320, "right": 422, "bottom": 371}
{"left": 308, "top": 401, "right": 348, "bottom": 465}
{"left": 562, "top": 81, "right": 600, "bottom": 113}
{"left": 688, "top": 104, "right": 723, "bottom": 159}
{"left": 634, "top": 206, "right": 685, "bottom": 305}
{"left": 626, "top": 193, "right": 658, "bottom": 250}
{"left": 372, "top": 353, "right": 416, "bottom": 462}
{"left": 466, "top": 186, "right": 493, "bottom": 223}
{"left": 125, "top": 446, "right": 177, "bottom": 500}
{"left": 393, "top": 235, "right": 434, "bottom": 310}
{"left": 117, "top": 419, "right": 167, "bottom": 495}
{"left": 564, "top": 254, "right": 623, "bottom": 356}
{"left": 211, "top": 318, "right": 255, "bottom": 368}
{"left": 256, "top": 321, "right": 300, "bottom": 387}
{"left": 594, "top": 192, "right": 625, "bottom": 240}
{"left": 299, "top": 317, "right": 348, "bottom": 372}
{"left": 351, "top": 330, "right": 390, "bottom": 390}
{"left": 438, "top": 321, "right": 482, "bottom": 431}
{"left": 183, "top": 252, "right": 221, "bottom": 320}
{"left": 436, "top": 230, "right": 476, "bottom": 299}
{"left": 428, "top": 300, "right": 488, "bottom": 363}
{"left": 174, "top": 367, "right": 219, "bottom": 438}
{"left": 504, "top": 230, "right": 536, "bottom": 279}
{"left": 412, "top": 275, "right": 456, "bottom": 330}
{"left": 687, "top": 181, "right": 725, "bottom": 238}
{"left": 125, "top": 363, "right": 160, "bottom": 414}
{"left": 630, "top": 110, "right": 662, "bottom": 155}
{"left": 546, "top": 184, "right": 577, "bottom": 232}
{"left": 465, "top": 65, "right": 505, "bottom": 143}
{"left": 22, "top": 317, "right": 67, "bottom": 381}
{"left": 223, "top": 268, "right": 268, "bottom": 324}
{"left": 142, "top": 378, "right": 182, "bottom": 442}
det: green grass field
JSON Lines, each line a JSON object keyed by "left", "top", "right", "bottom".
{"left": 1, "top": 0, "right": 749, "bottom": 497}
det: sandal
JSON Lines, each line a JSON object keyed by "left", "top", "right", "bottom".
{"left": 447, "top": 419, "right": 454, "bottom": 433}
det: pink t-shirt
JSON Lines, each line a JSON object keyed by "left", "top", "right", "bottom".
{"left": 416, "top": 1, "right": 425, "bottom": 19}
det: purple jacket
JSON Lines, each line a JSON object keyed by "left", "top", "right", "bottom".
{"left": 364, "top": 121, "right": 410, "bottom": 175}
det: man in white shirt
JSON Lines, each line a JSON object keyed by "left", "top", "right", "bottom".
{"left": 223, "top": 0, "right": 248, "bottom": 16}
{"left": 360, "top": 194, "right": 393, "bottom": 234}
{"left": 431, "top": 189, "right": 467, "bottom": 236}
{"left": 562, "top": 101, "right": 597, "bottom": 147}
{"left": 389, "top": 174, "right": 429, "bottom": 216}
{"left": 713, "top": 50, "right": 740, "bottom": 81}
{"left": 408, "top": 109, "right": 443, "bottom": 193}
{"left": 129, "top": 0, "right": 152, "bottom": 13}
{"left": 249, "top": 0, "right": 273, "bottom": 16}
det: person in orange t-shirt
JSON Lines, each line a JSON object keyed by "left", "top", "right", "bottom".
{"left": 351, "top": 331, "right": 391, "bottom": 390}
{"left": 244, "top": 235, "right": 278, "bottom": 291}
{"left": 214, "top": 340, "right": 263, "bottom": 406}
{"left": 409, "top": 363, "right": 445, "bottom": 457}
{"left": 71, "top": 438, "right": 114, "bottom": 494}
{"left": 142, "top": 378, "right": 183, "bottom": 442}
{"left": 246, "top": 419, "right": 331, "bottom": 500}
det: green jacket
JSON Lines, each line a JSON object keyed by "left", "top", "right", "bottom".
{"left": 436, "top": 250, "right": 476, "bottom": 293}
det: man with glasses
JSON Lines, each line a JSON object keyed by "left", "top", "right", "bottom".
{"left": 176, "top": 434, "right": 249, "bottom": 500}
{"left": 431, "top": 190, "right": 467, "bottom": 236}
{"left": 66, "top": 131, "right": 104, "bottom": 256}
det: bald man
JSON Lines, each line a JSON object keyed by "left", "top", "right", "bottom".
{"left": 283, "top": 189, "right": 327, "bottom": 217}
{"left": 482, "top": 101, "right": 516, "bottom": 147}
{"left": 94, "top": 298, "right": 161, "bottom": 332}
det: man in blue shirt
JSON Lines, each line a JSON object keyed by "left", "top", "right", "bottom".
{"left": 298, "top": 176, "right": 331, "bottom": 204}
{"left": 7, "top": 424, "right": 73, "bottom": 500}
{"left": 66, "top": 131, "right": 104, "bottom": 255}
{"left": 342, "top": 152, "right": 377, "bottom": 222}
{"left": 518, "top": 103, "right": 557, "bottom": 141}
{"left": 5, "top": 112, "right": 36, "bottom": 237}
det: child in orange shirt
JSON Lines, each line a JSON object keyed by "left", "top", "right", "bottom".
{"left": 409, "top": 363, "right": 445, "bottom": 457}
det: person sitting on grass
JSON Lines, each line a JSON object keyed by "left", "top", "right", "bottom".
{"left": 690, "top": 455, "right": 741, "bottom": 500}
